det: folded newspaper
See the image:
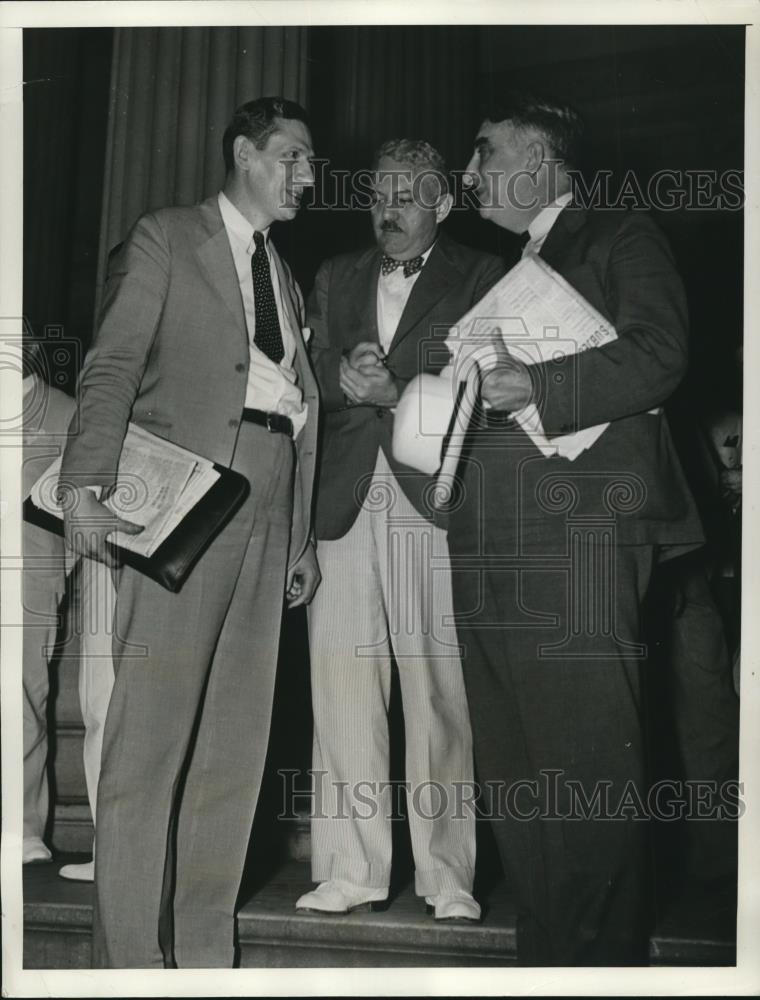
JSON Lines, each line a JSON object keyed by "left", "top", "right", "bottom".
{"left": 393, "top": 253, "right": 664, "bottom": 506}
{"left": 444, "top": 252, "right": 619, "bottom": 458}
{"left": 30, "top": 423, "right": 220, "bottom": 558}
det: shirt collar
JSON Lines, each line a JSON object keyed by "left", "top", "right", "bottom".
{"left": 527, "top": 191, "right": 573, "bottom": 245}
{"left": 218, "top": 191, "right": 270, "bottom": 253}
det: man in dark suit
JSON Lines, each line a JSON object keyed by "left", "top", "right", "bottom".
{"left": 60, "top": 97, "right": 320, "bottom": 967}
{"left": 448, "top": 94, "right": 704, "bottom": 964}
{"left": 296, "top": 140, "right": 505, "bottom": 919}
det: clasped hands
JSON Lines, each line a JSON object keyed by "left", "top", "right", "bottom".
{"left": 340, "top": 342, "right": 399, "bottom": 407}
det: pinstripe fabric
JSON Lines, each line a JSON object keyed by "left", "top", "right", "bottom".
{"left": 308, "top": 450, "right": 476, "bottom": 896}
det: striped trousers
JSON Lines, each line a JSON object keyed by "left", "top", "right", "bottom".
{"left": 307, "top": 451, "right": 476, "bottom": 896}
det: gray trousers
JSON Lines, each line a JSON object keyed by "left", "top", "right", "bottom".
{"left": 93, "top": 422, "right": 294, "bottom": 968}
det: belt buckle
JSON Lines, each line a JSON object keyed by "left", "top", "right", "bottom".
{"left": 265, "top": 412, "right": 276, "bottom": 433}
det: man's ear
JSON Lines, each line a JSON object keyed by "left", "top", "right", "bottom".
{"left": 524, "top": 139, "right": 545, "bottom": 177}
{"left": 233, "top": 134, "right": 254, "bottom": 172}
{"left": 435, "top": 192, "right": 454, "bottom": 224}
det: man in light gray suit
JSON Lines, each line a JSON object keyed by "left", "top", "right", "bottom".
{"left": 61, "top": 97, "right": 321, "bottom": 968}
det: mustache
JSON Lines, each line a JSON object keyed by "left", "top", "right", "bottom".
{"left": 380, "top": 222, "right": 403, "bottom": 232}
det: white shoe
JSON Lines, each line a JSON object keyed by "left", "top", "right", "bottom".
{"left": 425, "top": 890, "right": 481, "bottom": 922}
{"left": 295, "top": 880, "right": 388, "bottom": 914}
{"left": 23, "top": 837, "right": 52, "bottom": 865}
{"left": 59, "top": 860, "right": 95, "bottom": 882}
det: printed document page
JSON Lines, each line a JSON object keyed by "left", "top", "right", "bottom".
{"left": 30, "top": 423, "right": 220, "bottom": 557}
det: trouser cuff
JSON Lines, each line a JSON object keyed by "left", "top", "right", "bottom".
{"left": 311, "top": 852, "right": 390, "bottom": 890}
{"left": 414, "top": 864, "right": 475, "bottom": 897}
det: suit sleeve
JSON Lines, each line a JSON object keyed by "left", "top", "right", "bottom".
{"left": 535, "top": 213, "right": 689, "bottom": 436}
{"left": 473, "top": 254, "right": 508, "bottom": 304}
{"left": 61, "top": 213, "right": 170, "bottom": 487}
{"left": 307, "top": 258, "right": 346, "bottom": 412}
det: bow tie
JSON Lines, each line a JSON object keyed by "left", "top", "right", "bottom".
{"left": 381, "top": 254, "right": 424, "bottom": 278}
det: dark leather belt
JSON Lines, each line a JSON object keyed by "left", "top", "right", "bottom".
{"left": 241, "top": 408, "right": 294, "bottom": 437}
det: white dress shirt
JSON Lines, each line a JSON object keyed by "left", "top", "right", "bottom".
{"left": 376, "top": 243, "right": 435, "bottom": 353}
{"left": 218, "top": 191, "right": 307, "bottom": 437}
{"left": 522, "top": 190, "right": 574, "bottom": 257}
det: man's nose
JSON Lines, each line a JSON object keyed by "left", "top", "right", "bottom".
{"left": 297, "top": 160, "right": 315, "bottom": 186}
{"left": 463, "top": 153, "right": 480, "bottom": 189}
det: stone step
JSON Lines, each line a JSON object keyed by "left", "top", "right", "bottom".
{"left": 22, "top": 856, "right": 516, "bottom": 969}
{"left": 23, "top": 857, "right": 736, "bottom": 969}
{"left": 52, "top": 801, "right": 93, "bottom": 854}
{"left": 23, "top": 855, "right": 94, "bottom": 969}
{"left": 237, "top": 862, "right": 515, "bottom": 967}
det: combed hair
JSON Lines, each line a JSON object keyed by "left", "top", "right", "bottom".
{"left": 372, "top": 138, "right": 449, "bottom": 195}
{"left": 482, "top": 92, "right": 584, "bottom": 170}
{"left": 222, "top": 96, "right": 310, "bottom": 172}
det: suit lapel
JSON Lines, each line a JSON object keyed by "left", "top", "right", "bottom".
{"left": 387, "top": 236, "right": 461, "bottom": 356}
{"left": 271, "top": 245, "right": 301, "bottom": 337}
{"left": 537, "top": 203, "right": 587, "bottom": 271}
{"left": 350, "top": 249, "right": 382, "bottom": 346}
{"left": 270, "top": 242, "right": 312, "bottom": 382}
{"left": 194, "top": 198, "right": 248, "bottom": 346}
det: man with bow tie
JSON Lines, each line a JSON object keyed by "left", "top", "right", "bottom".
{"left": 296, "top": 139, "right": 504, "bottom": 920}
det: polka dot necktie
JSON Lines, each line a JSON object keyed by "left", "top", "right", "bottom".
{"left": 251, "top": 230, "right": 285, "bottom": 364}
{"left": 380, "top": 254, "right": 425, "bottom": 278}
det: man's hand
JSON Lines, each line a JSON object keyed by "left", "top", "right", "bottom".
{"left": 286, "top": 543, "right": 321, "bottom": 607}
{"left": 340, "top": 355, "right": 399, "bottom": 407}
{"left": 62, "top": 486, "right": 144, "bottom": 568}
{"left": 720, "top": 466, "right": 742, "bottom": 513}
{"left": 479, "top": 327, "right": 533, "bottom": 411}
{"left": 346, "top": 341, "right": 386, "bottom": 373}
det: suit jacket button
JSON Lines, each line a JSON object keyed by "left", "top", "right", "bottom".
{"left": 235, "top": 363, "right": 246, "bottom": 373}
{"left": 229, "top": 418, "right": 239, "bottom": 428}
{"left": 376, "top": 408, "right": 384, "bottom": 418}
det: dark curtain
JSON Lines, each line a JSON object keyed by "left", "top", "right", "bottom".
{"left": 23, "top": 28, "right": 113, "bottom": 391}
{"left": 286, "top": 26, "right": 484, "bottom": 287}
{"left": 95, "top": 27, "right": 309, "bottom": 315}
